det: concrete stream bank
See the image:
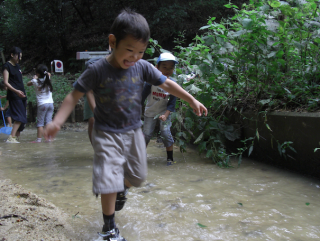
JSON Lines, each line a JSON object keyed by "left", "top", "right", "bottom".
{"left": 228, "top": 111, "right": 320, "bottom": 178}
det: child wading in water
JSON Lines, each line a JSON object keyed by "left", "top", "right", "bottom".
{"left": 27, "top": 64, "right": 53, "bottom": 143}
{"left": 142, "top": 52, "right": 178, "bottom": 166}
{"left": 44, "top": 9, "right": 207, "bottom": 241}
{"left": 0, "top": 81, "right": 13, "bottom": 127}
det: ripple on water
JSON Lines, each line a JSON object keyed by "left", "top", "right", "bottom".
{"left": 1, "top": 130, "right": 320, "bottom": 240}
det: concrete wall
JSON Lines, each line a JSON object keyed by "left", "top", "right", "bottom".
{"left": 228, "top": 112, "right": 320, "bottom": 178}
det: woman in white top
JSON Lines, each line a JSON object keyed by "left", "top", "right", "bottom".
{"left": 27, "top": 64, "right": 54, "bottom": 143}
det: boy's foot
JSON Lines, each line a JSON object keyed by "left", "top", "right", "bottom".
{"left": 98, "top": 228, "right": 127, "bottom": 241}
{"left": 167, "top": 159, "right": 175, "bottom": 166}
{"left": 6, "top": 135, "right": 20, "bottom": 143}
{"left": 115, "top": 188, "right": 128, "bottom": 211}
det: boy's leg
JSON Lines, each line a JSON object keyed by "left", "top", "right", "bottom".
{"left": 92, "top": 129, "right": 128, "bottom": 195}
{"left": 101, "top": 193, "right": 117, "bottom": 215}
{"left": 123, "top": 128, "right": 148, "bottom": 186}
{"left": 100, "top": 193, "right": 127, "bottom": 240}
{"left": 142, "top": 116, "right": 157, "bottom": 146}
{"left": 101, "top": 193, "right": 117, "bottom": 233}
{"left": 115, "top": 128, "right": 147, "bottom": 211}
{"left": 92, "top": 128, "right": 131, "bottom": 212}
{"left": 91, "top": 129, "right": 128, "bottom": 240}
{"left": 159, "top": 115, "right": 175, "bottom": 165}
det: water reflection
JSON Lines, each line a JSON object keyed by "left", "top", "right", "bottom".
{"left": 1, "top": 128, "right": 320, "bottom": 241}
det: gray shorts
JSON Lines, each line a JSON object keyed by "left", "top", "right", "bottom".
{"left": 92, "top": 127, "right": 147, "bottom": 195}
{"left": 37, "top": 103, "right": 54, "bottom": 127}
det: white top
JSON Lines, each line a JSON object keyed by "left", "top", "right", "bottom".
{"left": 31, "top": 78, "right": 54, "bottom": 106}
{"left": 144, "top": 85, "right": 170, "bottom": 117}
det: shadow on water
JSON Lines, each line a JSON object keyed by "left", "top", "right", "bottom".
{"left": 1, "top": 128, "right": 320, "bottom": 240}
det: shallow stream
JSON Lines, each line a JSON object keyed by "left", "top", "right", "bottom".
{"left": 1, "top": 128, "right": 320, "bottom": 241}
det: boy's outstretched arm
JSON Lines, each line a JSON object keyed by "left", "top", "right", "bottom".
{"left": 159, "top": 78, "right": 208, "bottom": 116}
{"left": 44, "top": 89, "right": 84, "bottom": 140}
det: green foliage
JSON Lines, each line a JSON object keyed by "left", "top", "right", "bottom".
{"left": 0, "top": 0, "right": 247, "bottom": 71}
{"left": 170, "top": 0, "right": 320, "bottom": 166}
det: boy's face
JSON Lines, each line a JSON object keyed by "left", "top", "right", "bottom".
{"left": 156, "top": 61, "right": 175, "bottom": 78}
{"left": 108, "top": 34, "right": 147, "bottom": 69}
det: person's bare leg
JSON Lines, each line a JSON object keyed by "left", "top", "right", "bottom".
{"left": 101, "top": 193, "right": 117, "bottom": 215}
{"left": 166, "top": 145, "right": 173, "bottom": 152}
{"left": 124, "top": 179, "right": 132, "bottom": 188}
{"left": 37, "top": 126, "right": 43, "bottom": 139}
{"left": 16, "top": 131, "right": 20, "bottom": 137}
{"left": 7, "top": 117, "right": 12, "bottom": 127}
{"left": 11, "top": 121, "right": 21, "bottom": 137}
{"left": 101, "top": 193, "right": 118, "bottom": 236}
{"left": 88, "top": 117, "right": 94, "bottom": 144}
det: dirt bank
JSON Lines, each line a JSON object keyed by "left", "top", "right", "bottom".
{"left": 0, "top": 122, "right": 89, "bottom": 241}
{"left": 0, "top": 179, "right": 80, "bottom": 241}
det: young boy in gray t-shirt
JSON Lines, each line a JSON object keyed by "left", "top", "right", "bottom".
{"left": 45, "top": 9, "right": 207, "bottom": 241}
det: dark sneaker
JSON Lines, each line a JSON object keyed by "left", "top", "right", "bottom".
{"left": 167, "top": 159, "right": 175, "bottom": 166}
{"left": 115, "top": 188, "right": 128, "bottom": 211}
{"left": 98, "top": 228, "right": 127, "bottom": 241}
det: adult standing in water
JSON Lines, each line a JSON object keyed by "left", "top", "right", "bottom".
{"left": 3, "top": 47, "right": 27, "bottom": 143}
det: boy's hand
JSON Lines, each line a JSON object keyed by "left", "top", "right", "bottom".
{"left": 44, "top": 122, "right": 61, "bottom": 141}
{"left": 159, "top": 115, "right": 167, "bottom": 121}
{"left": 189, "top": 99, "right": 208, "bottom": 116}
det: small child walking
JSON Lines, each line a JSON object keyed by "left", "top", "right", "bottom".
{"left": 45, "top": 9, "right": 207, "bottom": 241}
{"left": 27, "top": 64, "right": 53, "bottom": 143}
{"left": 0, "top": 81, "right": 13, "bottom": 127}
{"left": 142, "top": 53, "right": 178, "bottom": 166}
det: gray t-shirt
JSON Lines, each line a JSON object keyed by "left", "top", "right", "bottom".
{"left": 74, "top": 58, "right": 166, "bottom": 133}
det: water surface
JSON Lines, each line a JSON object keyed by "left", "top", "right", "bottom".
{"left": 1, "top": 128, "right": 320, "bottom": 240}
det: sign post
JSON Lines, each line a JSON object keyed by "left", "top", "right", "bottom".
{"left": 51, "top": 60, "right": 64, "bottom": 74}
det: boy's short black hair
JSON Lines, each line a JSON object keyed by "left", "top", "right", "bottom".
{"left": 110, "top": 8, "right": 150, "bottom": 46}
